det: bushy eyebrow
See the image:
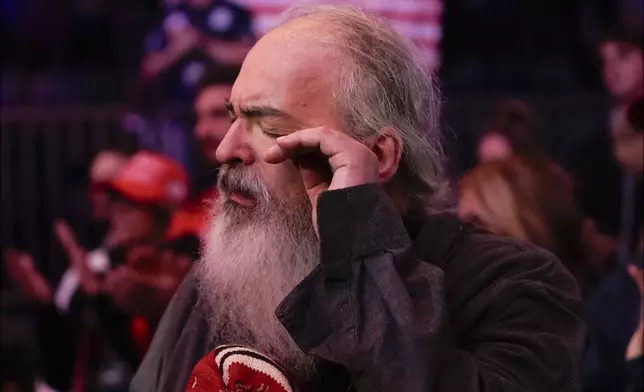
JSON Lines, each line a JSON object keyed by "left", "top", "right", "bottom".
{"left": 224, "top": 100, "right": 292, "bottom": 120}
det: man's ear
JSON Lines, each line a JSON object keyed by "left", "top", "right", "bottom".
{"left": 372, "top": 126, "right": 403, "bottom": 184}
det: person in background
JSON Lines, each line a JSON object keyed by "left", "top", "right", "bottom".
{"left": 600, "top": 25, "right": 643, "bottom": 116}
{"left": 5, "top": 151, "right": 189, "bottom": 392}
{"left": 131, "top": 0, "right": 253, "bottom": 178}
{"left": 583, "top": 92, "right": 643, "bottom": 392}
{"left": 458, "top": 156, "right": 603, "bottom": 297}
{"left": 3, "top": 150, "right": 128, "bottom": 392}
{"left": 193, "top": 67, "right": 240, "bottom": 167}
{"left": 477, "top": 100, "right": 618, "bottom": 267}
{"left": 476, "top": 100, "right": 547, "bottom": 163}
{"left": 574, "top": 22, "right": 643, "bottom": 238}
{"left": 166, "top": 67, "right": 239, "bottom": 242}
{"left": 139, "top": 0, "right": 253, "bottom": 106}
{"left": 601, "top": 24, "right": 644, "bottom": 258}
{"left": 48, "top": 151, "right": 192, "bottom": 391}
{"left": 5, "top": 151, "right": 128, "bottom": 306}
{"left": 54, "top": 151, "right": 191, "bottom": 324}
{"left": 604, "top": 19, "right": 644, "bottom": 269}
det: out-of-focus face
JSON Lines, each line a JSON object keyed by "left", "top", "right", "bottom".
{"left": 109, "top": 200, "right": 156, "bottom": 245}
{"left": 600, "top": 41, "right": 644, "bottom": 102}
{"left": 89, "top": 187, "right": 112, "bottom": 220}
{"left": 477, "top": 133, "right": 513, "bottom": 163}
{"left": 194, "top": 85, "right": 234, "bottom": 163}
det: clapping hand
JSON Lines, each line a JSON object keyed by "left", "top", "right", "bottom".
{"left": 54, "top": 220, "right": 101, "bottom": 295}
{"left": 5, "top": 249, "right": 53, "bottom": 304}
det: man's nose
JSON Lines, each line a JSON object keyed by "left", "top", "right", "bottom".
{"left": 215, "top": 122, "right": 255, "bottom": 165}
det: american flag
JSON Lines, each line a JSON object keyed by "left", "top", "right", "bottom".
{"left": 234, "top": 0, "right": 443, "bottom": 70}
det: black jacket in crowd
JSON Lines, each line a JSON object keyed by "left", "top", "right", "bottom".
{"left": 131, "top": 184, "right": 586, "bottom": 392}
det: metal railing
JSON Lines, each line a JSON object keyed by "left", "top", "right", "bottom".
{"left": 1, "top": 105, "right": 137, "bottom": 285}
{"left": 0, "top": 95, "right": 612, "bottom": 285}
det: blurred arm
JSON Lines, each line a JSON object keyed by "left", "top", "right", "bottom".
{"left": 5, "top": 249, "right": 53, "bottom": 305}
{"left": 141, "top": 28, "right": 200, "bottom": 81}
{"left": 199, "top": 36, "right": 253, "bottom": 65}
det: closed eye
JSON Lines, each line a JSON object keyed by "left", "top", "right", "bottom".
{"left": 224, "top": 100, "right": 236, "bottom": 123}
{"left": 261, "top": 127, "right": 286, "bottom": 139}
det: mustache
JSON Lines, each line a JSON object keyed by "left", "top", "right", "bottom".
{"left": 218, "top": 165, "right": 271, "bottom": 202}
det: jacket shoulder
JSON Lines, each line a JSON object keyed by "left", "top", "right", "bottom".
{"left": 413, "top": 215, "right": 581, "bottom": 314}
{"left": 437, "top": 226, "right": 583, "bottom": 331}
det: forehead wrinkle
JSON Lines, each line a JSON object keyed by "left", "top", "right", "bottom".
{"left": 231, "top": 21, "right": 349, "bottom": 130}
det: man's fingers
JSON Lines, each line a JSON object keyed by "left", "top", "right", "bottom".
{"left": 264, "top": 145, "right": 315, "bottom": 163}
{"left": 54, "top": 220, "right": 85, "bottom": 261}
{"left": 280, "top": 127, "right": 347, "bottom": 156}
{"left": 264, "top": 127, "right": 349, "bottom": 164}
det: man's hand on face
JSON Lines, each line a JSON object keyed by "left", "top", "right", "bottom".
{"left": 264, "top": 127, "right": 379, "bottom": 234}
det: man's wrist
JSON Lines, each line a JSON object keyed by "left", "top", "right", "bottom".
{"left": 316, "top": 184, "right": 410, "bottom": 278}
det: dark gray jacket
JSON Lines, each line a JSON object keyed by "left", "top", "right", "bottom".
{"left": 131, "top": 184, "right": 585, "bottom": 392}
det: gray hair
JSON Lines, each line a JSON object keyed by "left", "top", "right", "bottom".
{"left": 279, "top": 5, "right": 451, "bottom": 214}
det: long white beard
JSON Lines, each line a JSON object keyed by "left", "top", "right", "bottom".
{"left": 196, "top": 176, "right": 319, "bottom": 375}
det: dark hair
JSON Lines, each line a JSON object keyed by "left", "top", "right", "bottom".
{"left": 601, "top": 21, "right": 643, "bottom": 50}
{"left": 482, "top": 100, "right": 545, "bottom": 158}
{"left": 197, "top": 67, "right": 242, "bottom": 93}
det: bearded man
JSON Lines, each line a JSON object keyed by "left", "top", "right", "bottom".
{"left": 131, "top": 5, "right": 585, "bottom": 392}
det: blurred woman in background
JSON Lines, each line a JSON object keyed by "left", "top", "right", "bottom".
{"left": 458, "top": 156, "right": 605, "bottom": 297}
{"left": 476, "top": 100, "right": 547, "bottom": 163}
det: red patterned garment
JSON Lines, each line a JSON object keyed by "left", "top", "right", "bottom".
{"left": 166, "top": 187, "right": 220, "bottom": 242}
{"left": 186, "top": 345, "right": 296, "bottom": 392}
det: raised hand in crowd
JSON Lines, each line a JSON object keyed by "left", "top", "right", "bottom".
{"left": 54, "top": 220, "right": 101, "bottom": 295}
{"left": 142, "top": 23, "right": 201, "bottom": 80}
{"left": 168, "top": 26, "right": 202, "bottom": 53}
{"left": 5, "top": 249, "right": 53, "bottom": 304}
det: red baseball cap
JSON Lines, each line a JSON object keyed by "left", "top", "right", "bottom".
{"left": 110, "top": 151, "right": 188, "bottom": 209}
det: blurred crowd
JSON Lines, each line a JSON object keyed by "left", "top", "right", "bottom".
{"left": 1, "top": 1, "right": 643, "bottom": 392}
